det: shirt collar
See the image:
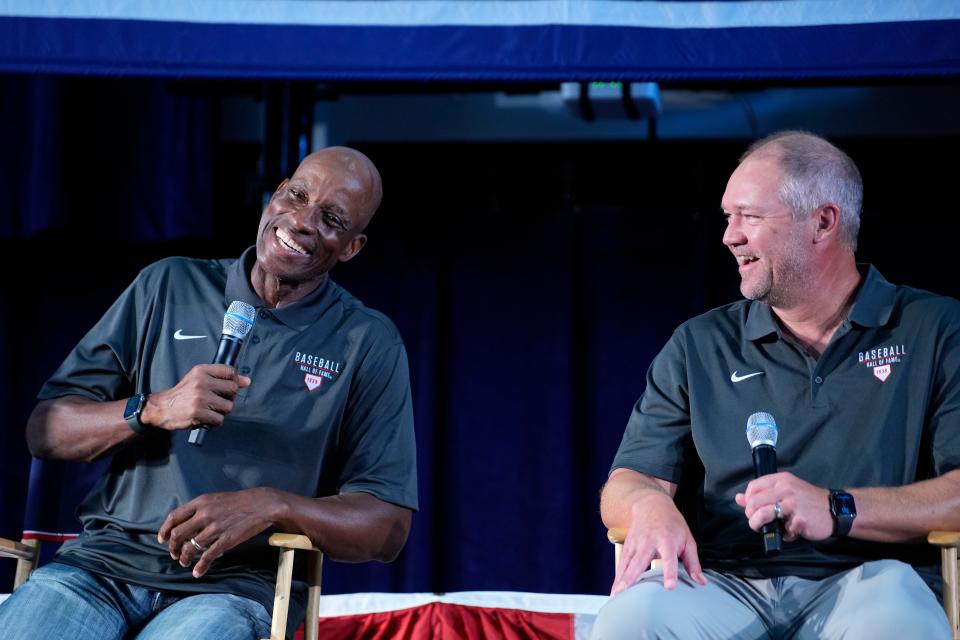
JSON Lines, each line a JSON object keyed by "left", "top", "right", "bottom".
{"left": 744, "top": 301, "right": 779, "bottom": 341}
{"left": 743, "top": 263, "right": 895, "bottom": 341}
{"left": 225, "top": 245, "right": 333, "bottom": 330}
{"left": 846, "top": 263, "right": 896, "bottom": 328}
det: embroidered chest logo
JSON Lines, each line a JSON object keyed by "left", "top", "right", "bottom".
{"left": 292, "top": 351, "right": 344, "bottom": 391}
{"left": 857, "top": 343, "right": 907, "bottom": 383}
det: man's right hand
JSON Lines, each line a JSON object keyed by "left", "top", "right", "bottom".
{"left": 140, "top": 364, "right": 251, "bottom": 432}
{"left": 611, "top": 491, "right": 707, "bottom": 595}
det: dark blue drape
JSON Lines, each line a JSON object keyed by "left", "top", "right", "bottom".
{"left": 3, "top": 15, "right": 959, "bottom": 81}
{"left": 0, "top": 74, "right": 218, "bottom": 580}
{"left": 3, "top": 75, "right": 959, "bottom": 598}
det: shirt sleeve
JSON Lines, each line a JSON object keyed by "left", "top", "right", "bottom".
{"left": 336, "top": 336, "right": 418, "bottom": 511}
{"left": 37, "top": 275, "right": 145, "bottom": 403}
{"left": 928, "top": 305, "right": 960, "bottom": 475}
{"left": 611, "top": 328, "right": 693, "bottom": 484}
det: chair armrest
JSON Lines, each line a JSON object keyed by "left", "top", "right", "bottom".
{"left": 607, "top": 528, "right": 626, "bottom": 545}
{"left": 0, "top": 538, "right": 38, "bottom": 562}
{"left": 929, "top": 531, "right": 960, "bottom": 548}
{"left": 1, "top": 537, "right": 42, "bottom": 590}
{"left": 268, "top": 533, "right": 318, "bottom": 551}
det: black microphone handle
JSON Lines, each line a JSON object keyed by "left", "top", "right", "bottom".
{"left": 752, "top": 445, "right": 783, "bottom": 554}
{"left": 752, "top": 445, "right": 777, "bottom": 476}
{"left": 187, "top": 336, "right": 244, "bottom": 447}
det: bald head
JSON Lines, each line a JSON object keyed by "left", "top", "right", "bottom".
{"left": 252, "top": 146, "right": 384, "bottom": 307}
{"left": 296, "top": 146, "right": 383, "bottom": 232}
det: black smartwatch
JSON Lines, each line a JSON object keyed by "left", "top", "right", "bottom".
{"left": 123, "top": 393, "right": 148, "bottom": 434}
{"left": 829, "top": 489, "right": 857, "bottom": 537}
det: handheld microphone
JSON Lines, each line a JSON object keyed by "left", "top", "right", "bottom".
{"left": 745, "top": 411, "right": 783, "bottom": 555}
{"left": 187, "top": 301, "right": 257, "bottom": 446}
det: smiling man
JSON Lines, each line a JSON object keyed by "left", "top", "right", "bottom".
{"left": 592, "top": 132, "right": 958, "bottom": 639}
{"left": 0, "top": 147, "right": 417, "bottom": 640}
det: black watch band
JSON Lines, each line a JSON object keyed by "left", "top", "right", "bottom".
{"left": 829, "top": 488, "right": 857, "bottom": 538}
{"left": 123, "top": 393, "right": 148, "bottom": 434}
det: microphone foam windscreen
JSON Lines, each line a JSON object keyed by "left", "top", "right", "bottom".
{"left": 745, "top": 411, "right": 778, "bottom": 448}
{"left": 222, "top": 301, "right": 257, "bottom": 339}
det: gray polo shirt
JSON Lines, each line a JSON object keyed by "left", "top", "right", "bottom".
{"left": 39, "top": 247, "right": 417, "bottom": 627}
{"left": 613, "top": 265, "right": 960, "bottom": 586}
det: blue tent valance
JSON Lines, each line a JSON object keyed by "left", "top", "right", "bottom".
{"left": 2, "top": 1, "right": 959, "bottom": 81}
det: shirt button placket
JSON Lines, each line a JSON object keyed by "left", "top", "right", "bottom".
{"left": 810, "top": 373, "right": 824, "bottom": 406}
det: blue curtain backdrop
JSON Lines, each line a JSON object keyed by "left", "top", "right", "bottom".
{"left": 3, "top": 75, "right": 960, "bottom": 596}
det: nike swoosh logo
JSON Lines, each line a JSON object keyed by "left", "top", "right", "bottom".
{"left": 174, "top": 330, "right": 208, "bottom": 341}
{"left": 730, "top": 370, "right": 764, "bottom": 383}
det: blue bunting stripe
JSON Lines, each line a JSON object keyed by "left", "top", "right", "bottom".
{"left": 0, "top": 17, "right": 958, "bottom": 80}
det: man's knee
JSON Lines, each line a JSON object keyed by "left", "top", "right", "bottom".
{"left": 591, "top": 582, "right": 689, "bottom": 640}
{"left": 820, "top": 560, "right": 951, "bottom": 640}
{"left": 590, "top": 571, "right": 765, "bottom": 640}
{"left": 0, "top": 564, "right": 129, "bottom": 640}
{"left": 823, "top": 594, "right": 950, "bottom": 640}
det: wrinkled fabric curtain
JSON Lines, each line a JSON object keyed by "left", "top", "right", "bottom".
{"left": 4, "top": 76, "right": 956, "bottom": 597}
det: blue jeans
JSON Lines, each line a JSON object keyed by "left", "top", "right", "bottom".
{"left": 0, "top": 562, "right": 272, "bottom": 639}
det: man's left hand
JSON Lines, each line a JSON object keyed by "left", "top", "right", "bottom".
{"left": 157, "top": 487, "right": 280, "bottom": 578}
{"left": 735, "top": 472, "right": 833, "bottom": 541}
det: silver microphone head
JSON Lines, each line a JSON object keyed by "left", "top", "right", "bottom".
{"left": 745, "top": 411, "right": 778, "bottom": 449}
{"left": 222, "top": 301, "right": 256, "bottom": 340}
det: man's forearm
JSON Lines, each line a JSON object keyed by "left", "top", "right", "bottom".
{"left": 850, "top": 469, "right": 960, "bottom": 542}
{"left": 600, "top": 468, "right": 677, "bottom": 530}
{"left": 27, "top": 396, "right": 139, "bottom": 462}
{"left": 270, "top": 491, "right": 412, "bottom": 563}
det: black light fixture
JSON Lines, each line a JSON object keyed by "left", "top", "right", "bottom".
{"left": 560, "top": 81, "right": 662, "bottom": 122}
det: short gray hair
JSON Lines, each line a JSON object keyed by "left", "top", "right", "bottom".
{"left": 742, "top": 131, "right": 863, "bottom": 251}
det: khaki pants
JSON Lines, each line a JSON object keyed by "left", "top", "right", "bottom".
{"left": 591, "top": 559, "right": 950, "bottom": 640}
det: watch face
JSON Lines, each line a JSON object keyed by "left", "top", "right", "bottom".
{"left": 833, "top": 492, "right": 856, "bottom": 516}
{"left": 124, "top": 394, "right": 143, "bottom": 419}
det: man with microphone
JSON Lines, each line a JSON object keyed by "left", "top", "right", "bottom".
{"left": 592, "top": 131, "right": 958, "bottom": 638}
{"left": 0, "top": 147, "right": 417, "bottom": 639}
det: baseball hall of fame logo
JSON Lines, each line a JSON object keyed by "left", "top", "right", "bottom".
{"left": 291, "top": 351, "right": 343, "bottom": 391}
{"left": 857, "top": 343, "right": 906, "bottom": 384}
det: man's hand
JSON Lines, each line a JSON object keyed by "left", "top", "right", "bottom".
{"left": 612, "top": 491, "right": 707, "bottom": 595}
{"left": 157, "top": 487, "right": 279, "bottom": 578}
{"left": 140, "top": 364, "right": 251, "bottom": 432}
{"left": 735, "top": 472, "right": 832, "bottom": 542}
